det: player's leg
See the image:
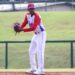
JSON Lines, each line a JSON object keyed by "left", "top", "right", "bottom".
{"left": 29, "top": 35, "right": 37, "bottom": 71}
{"left": 35, "top": 31, "right": 46, "bottom": 74}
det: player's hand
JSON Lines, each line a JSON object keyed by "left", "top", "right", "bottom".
{"left": 13, "top": 22, "right": 23, "bottom": 35}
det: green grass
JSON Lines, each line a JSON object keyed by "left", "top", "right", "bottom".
{"left": 0, "top": 12, "right": 75, "bottom": 41}
{"left": 0, "top": 12, "right": 75, "bottom": 69}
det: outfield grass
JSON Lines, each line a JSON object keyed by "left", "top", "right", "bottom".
{"left": 0, "top": 12, "right": 75, "bottom": 69}
{"left": 0, "top": 12, "right": 75, "bottom": 40}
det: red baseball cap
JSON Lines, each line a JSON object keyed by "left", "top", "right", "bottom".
{"left": 27, "top": 3, "right": 35, "bottom": 10}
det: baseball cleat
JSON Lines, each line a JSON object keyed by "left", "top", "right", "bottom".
{"left": 33, "top": 71, "right": 45, "bottom": 75}
{"left": 25, "top": 69, "right": 36, "bottom": 74}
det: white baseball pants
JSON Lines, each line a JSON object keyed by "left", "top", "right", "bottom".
{"left": 29, "top": 31, "right": 46, "bottom": 72}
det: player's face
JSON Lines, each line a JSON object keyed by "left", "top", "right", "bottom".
{"left": 28, "top": 8, "right": 35, "bottom": 15}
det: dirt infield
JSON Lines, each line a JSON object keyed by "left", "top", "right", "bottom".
{"left": 0, "top": 72, "right": 75, "bottom": 75}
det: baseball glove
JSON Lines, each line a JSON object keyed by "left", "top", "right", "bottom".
{"left": 13, "top": 22, "right": 22, "bottom": 33}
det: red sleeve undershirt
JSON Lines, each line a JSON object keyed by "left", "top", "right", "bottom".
{"left": 21, "top": 13, "right": 40, "bottom": 32}
{"left": 21, "top": 15, "right": 28, "bottom": 29}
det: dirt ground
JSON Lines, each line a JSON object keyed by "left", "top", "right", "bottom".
{"left": 0, "top": 72, "right": 75, "bottom": 75}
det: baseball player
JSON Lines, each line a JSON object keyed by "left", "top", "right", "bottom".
{"left": 14, "top": 3, "right": 46, "bottom": 75}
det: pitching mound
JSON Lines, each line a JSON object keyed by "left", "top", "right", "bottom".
{"left": 0, "top": 72, "right": 75, "bottom": 75}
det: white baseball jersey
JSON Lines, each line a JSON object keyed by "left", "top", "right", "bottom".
{"left": 21, "top": 12, "right": 45, "bottom": 34}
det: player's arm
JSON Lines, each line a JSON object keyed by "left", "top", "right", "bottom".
{"left": 23, "top": 15, "right": 40, "bottom": 32}
{"left": 20, "top": 15, "right": 28, "bottom": 29}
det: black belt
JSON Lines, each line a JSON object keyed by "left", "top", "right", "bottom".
{"left": 35, "top": 29, "right": 45, "bottom": 34}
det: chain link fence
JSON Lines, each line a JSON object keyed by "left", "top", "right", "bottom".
{"left": 0, "top": 0, "right": 75, "bottom": 11}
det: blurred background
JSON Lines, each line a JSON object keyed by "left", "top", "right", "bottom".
{"left": 0, "top": 0, "right": 75, "bottom": 11}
